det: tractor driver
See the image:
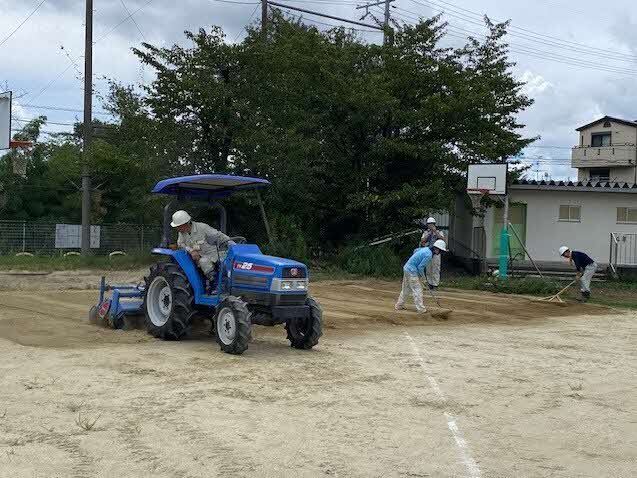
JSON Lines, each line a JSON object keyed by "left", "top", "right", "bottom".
{"left": 170, "top": 210, "right": 235, "bottom": 280}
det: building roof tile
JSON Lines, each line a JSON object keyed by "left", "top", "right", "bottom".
{"left": 575, "top": 115, "right": 637, "bottom": 131}
{"left": 511, "top": 179, "right": 637, "bottom": 193}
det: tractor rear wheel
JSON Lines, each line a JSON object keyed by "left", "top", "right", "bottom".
{"left": 214, "top": 297, "right": 251, "bottom": 355}
{"left": 143, "top": 262, "right": 195, "bottom": 340}
{"left": 285, "top": 296, "right": 323, "bottom": 350}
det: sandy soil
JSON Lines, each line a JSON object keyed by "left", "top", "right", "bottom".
{"left": 0, "top": 278, "right": 635, "bottom": 477}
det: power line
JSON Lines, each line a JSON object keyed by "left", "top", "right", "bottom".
{"left": 94, "top": 0, "right": 154, "bottom": 44}
{"left": 436, "top": 28, "right": 637, "bottom": 78}
{"left": 18, "top": 104, "right": 112, "bottom": 116}
{"left": 13, "top": 117, "right": 76, "bottom": 126}
{"left": 233, "top": 4, "right": 260, "bottom": 42}
{"left": 432, "top": 0, "right": 637, "bottom": 61}
{"left": 444, "top": 24, "right": 637, "bottom": 76}
{"left": 409, "top": 0, "right": 637, "bottom": 63}
{"left": 0, "top": 0, "right": 48, "bottom": 48}
{"left": 22, "top": 0, "right": 154, "bottom": 108}
{"left": 208, "top": 0, "right": 259, "bottom": 4}
{"left": 269, "top": 1, "right": 383, "bottom": 29}
{"left": 119, "top": 0, "right": 146, "bottom": 41}
{"left": 389, "top": 7, "right": 637, "bottom": 76}
{"left": 277, "top": 7, "right": 381, "bottom": 32}
{"left": 11, "top": 128, "right": 73, "bottom": 135}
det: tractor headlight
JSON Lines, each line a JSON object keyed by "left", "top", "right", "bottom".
{"left": 271, "top": 278, "right": 308, "bottom": 292}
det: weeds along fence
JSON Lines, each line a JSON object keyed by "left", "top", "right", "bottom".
{"left": 0, "top": 221, "right": 163, "bottom": 256}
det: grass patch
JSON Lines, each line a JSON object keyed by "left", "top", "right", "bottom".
{"left": 0, "top": 254, "right": 155, "bottom": 271}
{"left": 445, "top": 275, "right": 559, "bottom": 296}
{"left": 75, "top": 412, "right": 101, "bottom": 431}
{"left": 446, "top": 274, "right": 637, "bottom": 310}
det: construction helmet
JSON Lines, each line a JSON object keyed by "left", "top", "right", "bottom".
{"left": 170, "top": 210, "right": 192, "bottom": 228}
{"left": 433, "top": 239, "right": 447, "bottom": 252}
{"left": 426, "top": 217, "right": 436, "bottom": 224}
{"left": 558, "top": 245, "right": 570, "bottom": 257}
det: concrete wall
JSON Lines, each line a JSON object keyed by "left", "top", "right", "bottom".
{"left": 578, "top": 120, "right": 637, "bottom": 147}
{"left": 482, "top": 189, "right": 637, "bottom": 264}
{"left": 572, "top": 121, "right": 637, "bottom": 180}
{"left": 576, "top": 166, "right": 636, "bottom": 183}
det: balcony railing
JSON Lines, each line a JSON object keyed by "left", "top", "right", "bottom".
{"left": 572, "top": 144, "right": 636, "bottom": 168}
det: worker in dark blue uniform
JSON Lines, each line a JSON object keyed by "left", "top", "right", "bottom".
{"left": 559, "top": 246, "right": 597, "bottom": 302}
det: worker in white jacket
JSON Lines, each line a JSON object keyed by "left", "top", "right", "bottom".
{"left": 420, "top": 217, "right": 445, "bottom": 289}
{"left": 171, "top": 210, "right": 234, "bottom": 279}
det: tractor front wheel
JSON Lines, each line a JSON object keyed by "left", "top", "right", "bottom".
{"left": 214, "top": 297, "right": 252, "bottom": 355}
{"left": 285, "top": 296, "right": 323, "bottom": 350}
{"left": 143, "top": 262, "right": 195, "bottom": 340}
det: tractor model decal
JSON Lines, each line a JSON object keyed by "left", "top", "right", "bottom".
{"left": 233, "top": 261, "right": 274, "bottom": 274}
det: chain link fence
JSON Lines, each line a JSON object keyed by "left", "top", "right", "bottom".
{"left": 0, "top": 220, "right": 163, "bottom": 256}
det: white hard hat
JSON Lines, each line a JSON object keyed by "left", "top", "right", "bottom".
{"left": 433, "top": 239, "right": 447, "bottom": 251}
{"left": 559, "top": 245, "right": 570, "bottom": 256}
{"left": 170, "top": 210, "right": 192, "bottom": 228}
{"left": 426, "top": 217, "right": 436, "bottom": 224}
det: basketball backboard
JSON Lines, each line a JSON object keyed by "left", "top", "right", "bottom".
{"left": 0, "top": 91, "right": 11, "bottom": 150}
{"left": 467, "top": 163, "right": 507, "bottom": 196}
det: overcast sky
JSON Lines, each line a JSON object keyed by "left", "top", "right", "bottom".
{"left": 2, "top": 0, "right": 637, "bottom": 180}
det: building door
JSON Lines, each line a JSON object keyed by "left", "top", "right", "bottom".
{"left": 492, "top": 203, "right": 527, "bottom": 259}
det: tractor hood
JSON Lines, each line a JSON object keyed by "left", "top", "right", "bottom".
{"left": 229, "top": 244, "right": 306, "bottom": 273}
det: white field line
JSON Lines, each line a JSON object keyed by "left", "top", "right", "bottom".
{"left": 404, "top": 331, "right": 482, "bottom": 478}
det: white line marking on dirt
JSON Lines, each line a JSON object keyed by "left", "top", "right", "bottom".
{"left": 405, "top": 331, "right": 481, "bottom": 478}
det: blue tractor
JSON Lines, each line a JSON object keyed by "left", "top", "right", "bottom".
{"left": 91, "top": 174, "right": 323, "bottom": 355}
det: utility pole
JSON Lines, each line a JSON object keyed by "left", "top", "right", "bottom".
{"left": 382, "top": 0, "right": 391, "bottom": 45}
{"left": 356, "top": 0, "right": 394, "bottom": 44}
{"left": 81, "top": 0, "right": 93, "bottom": 255}
{"left": 261, "top": 0, "right": 268, "bottom": 38}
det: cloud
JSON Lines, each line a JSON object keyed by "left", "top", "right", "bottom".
{"left": 3, "top": 0, "right": 637, "bottom": 180}
{"left": 519, "top": 71, "right": 553, "bottom": 96}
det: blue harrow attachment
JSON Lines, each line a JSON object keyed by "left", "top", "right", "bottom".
{"left": 89, "top": 277, "right": 145, "bottom": 329}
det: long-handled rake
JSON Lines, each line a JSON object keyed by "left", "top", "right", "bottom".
{"left": 536, "top": 279, "right": 576, "bottom": 306}
{"left": 422, "top": 273, "right": 453, "bottom": 319}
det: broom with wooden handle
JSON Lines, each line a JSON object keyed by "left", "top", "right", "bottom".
{"left": 536, "top": 279, "right": 576, "bottom": 305}
{"left": 422, "top": 271, "right": 453, "bottom": 319}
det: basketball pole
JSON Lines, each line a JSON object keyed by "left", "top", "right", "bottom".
{"left": 499, "top": 194, "right": 509, "bottom": 279}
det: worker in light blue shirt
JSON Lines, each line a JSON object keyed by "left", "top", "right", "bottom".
{"left": 395, "top": 239, "right": 447, "bottom": 313}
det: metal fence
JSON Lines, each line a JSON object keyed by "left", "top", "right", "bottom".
{"left": 0, "top": 220, "right": 163, "bottom": 255}
{"left": 610, "top": 232, "right": 637, "bottom": 273}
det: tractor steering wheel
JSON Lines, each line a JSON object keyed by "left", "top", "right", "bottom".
{"left": 219, "top": 236, "right": 247, "bottom": 248}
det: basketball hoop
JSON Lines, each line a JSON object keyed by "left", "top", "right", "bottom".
{"left": 467, "top": 188, "right": 490, "bottom": 216}
{"left": 9, "top": 140, "right": 33, "bottom": 178}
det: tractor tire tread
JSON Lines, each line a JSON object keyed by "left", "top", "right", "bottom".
{"left": 143, "top": 261, "right": 195, "bottom": 341}
{"left": 215, "top": 296, "right": 251, "bottom": 355}
{"left": 286, "top": 296, "right": 323, "bottom": 350}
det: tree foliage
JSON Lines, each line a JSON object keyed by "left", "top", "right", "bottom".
{"left": 1, "top": 14, "right": 534, "bottom": 253}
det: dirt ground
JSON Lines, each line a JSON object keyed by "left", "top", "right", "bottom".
{"left": 0, "top": 275, "right": 635, "bottom": 477}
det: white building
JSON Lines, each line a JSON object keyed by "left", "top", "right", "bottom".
{"left": 451, "top": 116, "right": 637, "bottom": 273}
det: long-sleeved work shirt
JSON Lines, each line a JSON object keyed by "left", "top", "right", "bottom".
{"left": 403, "top": 247, "right": 433, "bottom": 276}
{"left": 177, "top": 221, "right": 232, "bottom": 263}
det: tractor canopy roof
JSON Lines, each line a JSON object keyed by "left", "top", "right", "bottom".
{"left": 151, "top": 174, "right": 270, "bottom": 200}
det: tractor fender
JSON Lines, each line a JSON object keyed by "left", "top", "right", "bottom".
{"left": 151, "top": 248, "right": 206, "bottom": 301}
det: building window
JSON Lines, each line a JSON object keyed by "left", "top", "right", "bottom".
{"left": 617, "top": 207, "right": 637, "bottom": 224}
{"left": 603, "top": 120, "right": 611, "bottom": 127}
{"left": 591, "top": 132, "right": 611, "bottom": 147}
{"left": 589, "top": 168, "right": 610, "bottom": 181}
{"left": 559, "top": 205, "right": 581, "bottom": 222}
